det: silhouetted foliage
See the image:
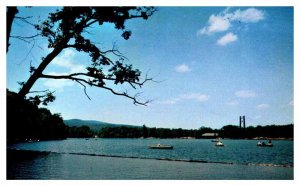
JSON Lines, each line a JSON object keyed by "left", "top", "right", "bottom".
{"left": 6, "top": 7, "right": 18, "bottom": 52}
{"left": 13, "top": 7, "right": 156, "bottom": 105}
{"left": 7, "top": 89, "right": 99, "bottom": 142}
{"left": 7, "top": 90, "right": 68, "bottom": 143}
{"left": 27, "top": 90, "right": 56, "bottom": 106}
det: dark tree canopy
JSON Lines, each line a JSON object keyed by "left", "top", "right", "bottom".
{"left": 7, "top": 89, "right": 100, "bottom": 142}
{"left": 14, "top": 7, "right": 156, "bottom": 105}
{"left": 7, "top": 90, "right": 69, "bottom": 143}
{"left": 6, "top": 7, "right": 18, "bottom": 53}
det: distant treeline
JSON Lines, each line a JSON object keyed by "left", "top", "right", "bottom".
{"left": 220, "top": 124, "right": 293, "bottom": 139}
{"left": 97, "top": 124, "right": 293, "bottom": 139}
{"left": 7, "top": 89, "right": 293, "bottom": 143}
{"left": 98, "top": 125, "right": 212, "bottom": 138}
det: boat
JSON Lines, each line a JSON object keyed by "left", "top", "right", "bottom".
{"left": 257, "top": 141, "right": 273, "bottom": 147}
{"left": 215, "top": 141, "right": 224, "bottom": 147}
{"left": 26, "top": 138, "right": 39, "bottom": 143}
{"left": 148, "top": 144, "right": 173, "bottom": 149}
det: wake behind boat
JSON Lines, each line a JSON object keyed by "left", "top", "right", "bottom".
{"left": 148, "top": 143, "right": 173, "bottom": 149}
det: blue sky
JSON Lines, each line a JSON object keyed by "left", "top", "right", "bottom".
{"left": 6, "top": 7, "right": 293, "bottom": 129}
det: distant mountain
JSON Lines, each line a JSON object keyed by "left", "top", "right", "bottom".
{"left": 64, "top": 119, "right": 137, "bottom": 132}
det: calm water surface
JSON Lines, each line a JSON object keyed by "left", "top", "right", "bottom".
{"left": 8, "top": 138, "right": 293, "bottom": 166}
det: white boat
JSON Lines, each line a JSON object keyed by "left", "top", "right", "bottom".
{"left": 257, "top": 141, "right": 273, "bottom": 147}
{"left": 215, "top": 141, "right": 224, "bottom": 147}
{"left": 148, "top": 143, "right": 173, "bottom": 149}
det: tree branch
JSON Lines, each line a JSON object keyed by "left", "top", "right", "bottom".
{"left": 15, "top": 16, "right": 36, "bottom": 27}
{"left": 28, "top": 89, "right": 52, "bottom": 94}
{"left": 15, "top": 7, "right": 157, "bottom": 105}
{"left": 40, "top": 73, "right": 150, "bottom": 105}
{"left": 41, "top": 72, "right": 154, "bottom": 88}
{"left": 10, "top": 34, "right": 40, "bottom": 39}
{"left": 74, "top": 79, "right": 91, "bottom": 100}
{"left": 65, "top": 43, "right": 118, "bottom": 66}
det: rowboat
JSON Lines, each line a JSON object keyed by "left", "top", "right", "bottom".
{"left": 148, "top": 144, "right": 173, "bottom": 149}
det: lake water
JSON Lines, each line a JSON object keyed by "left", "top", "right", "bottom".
{"left": 7, "top": 138, "right": 294, "bottom": 179}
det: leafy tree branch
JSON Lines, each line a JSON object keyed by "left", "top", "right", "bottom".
{"left": 14, "top": 7, "right": 157, "bottom": 106}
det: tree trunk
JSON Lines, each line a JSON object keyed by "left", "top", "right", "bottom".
{"left": 7, "top": 7, "right": 18, "bottom": 53}
{"left": 18, "top": 46, "right": 65, "bottom": 98}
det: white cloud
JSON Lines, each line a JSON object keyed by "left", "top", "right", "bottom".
{"left": 43, "top": 79, "right": 74, "bottom": 90}
{"left": 227, "top": 101, "right": 239, "bottom": 106}
{"left": 52, "top": 49, "right": 75, "bottom": 68}
{"left": 230, "top": 8, "right": 265, "bottom": 23}
{"left": 175, "top": 64, "right": 191, "bottom": 73}
{"left": 157, "top": 99, "right": 178, "bottom": 105}
{"left": 217, "top": 32, "right": 238, "bottom": 46}
{"left": 52, "top": 49, "right": 86, "bottom": 74}
{"left": 198, "top": 8, "right": 265, "bottom": 35}
{"left": 43, "top": 72, "right": 75, "bottom": 89}
{"left": 180, "top": 93, "right": 210, "bottom": 102}
{"left": 44, "top": 49, "right": 86, "bottom": 90}
{"left": 198, "top": 15, "right": 231, "bottom": 35}
{"left": 235, "top": 90, "right": 256, "bottom": 98}
{"left": 256, "top": 104, "right": 270, "bottom": 110}
{"left": 184, "top": 93, "right": 210, "bottom": 102}
{"left": 280, "top": 100, "right": 293, "bottom": 108}
{"left": 158, "top": 93, "right": 210, "bottom": 105}
{"left": 69, "top": 65, "right": 86, "bottom": 74}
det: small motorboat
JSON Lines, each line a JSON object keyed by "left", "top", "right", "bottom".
{"left": 215, "top": 141, "right": 224, "bottom": 147}
{"left": 148, "top": 143, "right": 173, "bottom": 149}
{"left": 257, "top": 141, "right": 273, "bottom": 147}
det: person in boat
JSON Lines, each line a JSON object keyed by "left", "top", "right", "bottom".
{"left": 157, "top": 143, "right": 161, "bottom": 147}
{"left": 262, "top": 141, "right": 266, "bottom": 146}
{"left": 267, "top": 140, "right": 272, "bottom": 145}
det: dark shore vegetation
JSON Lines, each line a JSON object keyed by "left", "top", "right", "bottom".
{"left": 97, "top": 124, "right": 293, "bottom": 139}
{"left": 7, "top": 90, "right": 68, "bottom": 143}
{"left": 7, "top": 90, "right": 95, "bottom": 143}
{"left": 7, "top": 89, "right": 293, "bottom": 143}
